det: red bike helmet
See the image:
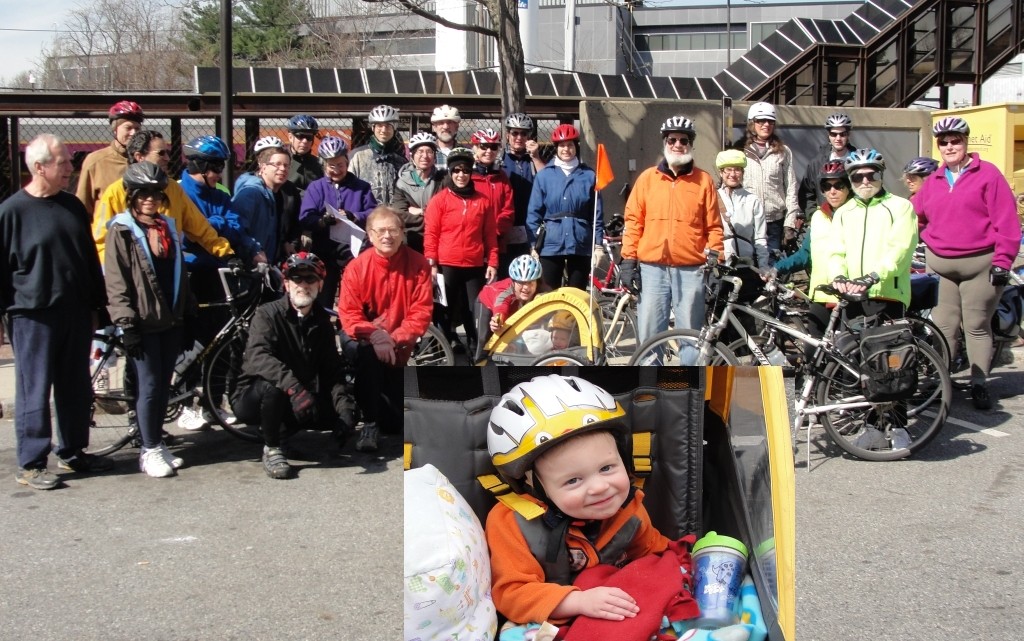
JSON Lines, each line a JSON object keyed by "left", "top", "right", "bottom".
{"left": 551, "top": 124, "right": 580, "bottom": 142}
{"left": 108, "top": 100, "right": 145, "bottom": 123}
{"left": 282, "top": 251, "right": 326, "bottom": 281}
{"left": 470, "top": 128, "right": 501, "bottom": 145}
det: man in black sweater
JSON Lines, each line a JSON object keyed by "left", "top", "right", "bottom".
{"left": 0, "top": 134, "right": 113, "bottom": 490}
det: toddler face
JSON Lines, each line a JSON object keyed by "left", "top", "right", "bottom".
{"left": 533, "top": 431, "right": 630, "bottom": 521}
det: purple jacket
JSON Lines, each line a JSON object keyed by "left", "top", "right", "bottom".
{"left": 912, "top": 153, "right": 1021, "bottom": 270}
{"left": 299, "top": 173, "right": 377, "bottom": 228}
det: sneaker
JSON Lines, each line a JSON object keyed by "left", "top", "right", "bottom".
{"left": 15, "top": 467, "right": 60, "bottom": 490}
{"left": 262, "top": 447, "right": 293, "bottom": 479}
{"left": 890, "top": 428, "right": 912, "bottom": 451}
{"left": 356, "top": 422, "right": 379, "bottom": 452}
{"left": 852, "top": 426, "right": 887, "bottom": 451}
{"left": 202, "top": 408, "right": 237, "bottom": 426}
{"left": 971, "top": 384, "right": 993, "bottom": 410}
{"left": 140, "top": 447, "right": 176, "bottom": 478}
{"left": 57, "top": 451, "right": 115, "bottom": 473}
{"left": 177, "top": 407, "right": 209, "bottom": 431}
{"left": 158, "top": 443, "right": 184, "bottom": 470}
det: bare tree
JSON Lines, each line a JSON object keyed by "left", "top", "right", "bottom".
{"left": 361, "top": 0, "right": 527, "bottom": 116}
{"left": 0, "top": 72, "right": 36, "bottom": 90}
{"left": 44, "top": 0, "right": 193, "bottom": 91}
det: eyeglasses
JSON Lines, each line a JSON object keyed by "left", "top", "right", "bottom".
{"left": 478, "top": 144, "right": 500, "bottom": 151}
{"left": 149, "top": 149, "right": 170, "bottom": 158}
{"left": 665, "top": 136, "right": 691, "bottom": 146}
{"left": 450, "top": 166, "right": 471, "bottom": 175}
{"left": 288, "top": 273, "right": 320, "bottom": 284}
{"left": 135, "top": 190, "right": 166, "bottom": 201}
{"left": 937, "top": 137, "right": 964, "bottom": 148}
{"left": 850, "top": 170, "right": 881, "bottom": 183}
{"left": 370, "top": 227, "right": 401, "bottom": 237}
{"left": 292, "top": 133, "right": 314, "bottom": 141}
{"left": 827, "top": 131, "right": 849, "bottom": 138}
{"left": 264, "top": 161, "right": 289, "bottom": 170}
{"left": 508, "top": 130, "right": 530, "bottom": 138}
{"left": 325, "top": 161, "right": 347, "bottom": 171}
{"left": 753, "top": 118, "right": 774, "bottom": 125}
{"left": 820, "top": 180, "right": 848, "bottom": 192}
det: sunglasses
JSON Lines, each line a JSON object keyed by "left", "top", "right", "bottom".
{"left": 292, "top": 133, "right": 314, "bottom": 141}
{"left": 150, "top": 149, "right": 170, "bottom": 158}
{"left": 207, "top": 161, "right": 226, "bottom": 173}
{"left": 827, "top": 131, "right": 849, "bottom": 138}
{"left": 665, "top": 136, "right": 691, "bottom": 146}
{"left": 850, "top": 170, "right": 881, "bottom": 183}
{"left": 450, "top": 166, "right": 472, "bottom": 175}
{"left": 288, "top": 273, "right": 320, "bottom": 284}
{"left": 478, "top": 144, "right": 500, "bottom": 151}
{"left": 135, "top": 190, "right": 166, "bottom": 201}
{"left": 937, "top": 137, "right": 963, "bottom": 148}
{"left": 820, "top": 180, "right": 848, "bottom": 192}
{"left": 508, "top": 130, "right": 530, "bottom": 138}
{"left": 753, "top": 118, "right": 774, "bottom": 125}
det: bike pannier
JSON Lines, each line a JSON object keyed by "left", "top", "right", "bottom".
{"left": 858, "top": 321, "right": 918, "bottom": 402}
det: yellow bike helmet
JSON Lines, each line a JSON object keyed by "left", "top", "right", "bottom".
{"left": 716, "top": 149, "right": 747, "bottom": 170}
{"left": 487, "top": 375, "right": 628, "bottom": 493}
{"left": 546, "top": 310, "right": 576, "bottom": 331}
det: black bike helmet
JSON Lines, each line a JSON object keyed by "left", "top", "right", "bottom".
{"left": 123, "top": 161, "right": 168, "bottom": 200}
{"left": 282, "top": 251, "right": 326, "bottom": 281}
{"left": 287, "top": 114, "right": 319, "bottom": 133}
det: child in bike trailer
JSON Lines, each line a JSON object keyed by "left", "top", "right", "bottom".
{"left": 485, "top": 375, "right": 702, "bottom": 640}
{"left": 475, "top": 254, "right": 550, "bottom": 359}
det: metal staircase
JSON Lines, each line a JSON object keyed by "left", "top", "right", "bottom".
{"left": 711, "top": 0, "right": 1024, "bottom": 108}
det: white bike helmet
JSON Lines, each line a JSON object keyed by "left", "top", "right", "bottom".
{"left": 660, "top": 115, "right": 696, "bottom": 139}
{"left": 747, "top": 102, "right": 777, "bottom": 122}
{"left": 823, "top": 113, "right": 853, "bottom": 130}
{"left": 508, "top": 254, "right": 542, "bottom": 282}
{"left": 368, "top": 104, "right": 400, "bottom": 124}
{"left": 253, "top": 136, "right": 285, "bottom": 154}
{"left": 843, "top": 148, "right": 886, "bottom": 173}
{"left": 431, "top": 104, "right": 461, "bottom": 123}
{"left": 932, "top": 116, "right": 970, "bottom": 137}
{"left": 408, "top": 132, "right": 438, "bottom": 152}
{"left": 505, "top": 112, "right": 534, "bottom": 130}
{"left": 487, "top": 375, "right": 628, "bottom": 492}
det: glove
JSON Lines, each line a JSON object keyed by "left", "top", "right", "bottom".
{"left": 120, "top": 325, "right": 144, "bottom": 360}
{"left": 287, "top": 384, "right": 318, "bottom": 425}
{"left": 619, "top": 259, "right": 641, "bottom": 295}
{"left": 990, "top": 266, "right": 1010, "bottom": 287}
{"left": 226, "top": 256, "right": 244, "bottom": 272}
{"left": 369, "top": 329, "right": 396, "bottom": 365}
{"left": 322, "top": 212, "right": 339, "bottom": 226}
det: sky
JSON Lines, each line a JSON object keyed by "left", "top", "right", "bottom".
{"left": 0, "top": 1, "right": 80, "bottom": 84}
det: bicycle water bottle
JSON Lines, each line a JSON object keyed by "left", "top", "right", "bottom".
{"left": 175, "top": 340, "right": 203, "bottom": 376}
{"left": 762, "top": 341, "right": 788, "bottom": 366}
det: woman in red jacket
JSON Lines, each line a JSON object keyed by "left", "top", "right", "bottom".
{"left": 424, "top": 147, "right": 498, "bottom": 355}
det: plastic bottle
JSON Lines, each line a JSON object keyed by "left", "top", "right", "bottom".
{"left": 761, "top": 340, "right": 788, "bottom": 366}
{"left": 174, "top": 340, "right": 203, "bottom": 376}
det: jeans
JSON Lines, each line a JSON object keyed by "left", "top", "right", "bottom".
{"left": 765, "top": 219, "right": 785, "bottom": 260}
{"left": 636, "top": 263, "right": 705, "bottom": 344}
{"left": 132, "top": 329, "right": 182, "bottom": 449}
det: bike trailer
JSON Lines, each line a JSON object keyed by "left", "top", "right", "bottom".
{"left": 403, "top": 366, "right": 794, "bottom": 641}
{"left": 478, "top": 287, "right": 606, "bottom": 365}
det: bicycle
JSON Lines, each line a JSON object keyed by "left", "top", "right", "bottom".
{"left": 408, "top": 324, "right": 456, "bottom": 366}
{"left": 590, "top": 224, "right": 639, "bottom": 364}
{"left": 630, "top": 258, "right": 952, "bottom": 461}
{"left": 85, "top": 265, "right": 281, "bottom": 455}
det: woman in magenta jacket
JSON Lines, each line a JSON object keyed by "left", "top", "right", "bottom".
{"left": 424, "top": 147, "right": 498, "bottom": 355}
{"left": 912, "top": 116, "right": 1022, "bottom": 409}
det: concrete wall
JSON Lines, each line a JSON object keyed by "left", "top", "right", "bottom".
{"left": 579, "top": 100, "right": 933, "bottom": 217}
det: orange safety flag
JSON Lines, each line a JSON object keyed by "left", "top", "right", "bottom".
{"left": 595, "top": 143, "right": 614, "bottom": 191}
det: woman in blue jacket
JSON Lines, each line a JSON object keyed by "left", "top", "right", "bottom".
{"left": 526, "top": 125, "right": 603, "bottom": 290}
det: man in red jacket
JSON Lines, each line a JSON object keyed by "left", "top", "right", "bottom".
{"left": 339, "top": 205, "right": 432, "bottom": 451}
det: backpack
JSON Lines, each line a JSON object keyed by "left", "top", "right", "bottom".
{"left": 857, "top": 321, "right": 919, "bottom": 402}
{"left": 992, "top": 284, "right": 1023, "bottom": 340}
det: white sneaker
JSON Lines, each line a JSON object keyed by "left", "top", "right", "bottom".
{"left": 356, "top": 422, "right": 379, "bottom": 452}
{"left": 203, "top": 408, "right": 237, "bottom": 426}
{"left": 158, "top": 443, "right": 184, "bottom": 469}
{"left": 140, "top": 447, "right": 176, "bottom": 478}
{"left": 177, "top": 407, "right": 208, "bottom": 431}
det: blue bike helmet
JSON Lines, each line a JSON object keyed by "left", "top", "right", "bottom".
{"left": 508, "top": 254, "right": 542, "bottom": 282}
{"left": 902, "top": 157, "right": 939, "bottom": 177}
{"left": 844, "top": 148, "right": 885, "bottom": 173}
{"left": 184, "top": 135, "right": 230, "bottom": 161}
{"left": 317, "top": 136, "right": 348, "bottom": 160}
{"left": 287, "top": 114, "right": 319, "bottom": 133}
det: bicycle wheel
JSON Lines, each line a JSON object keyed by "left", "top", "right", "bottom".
{"left": 86, "top": 354, "right": 140, "bottom": 456}
{"left": 628, "top": 329, "right": 738, "bottom": 366}
{"left": 408, "top": 324, "right": 455, "bottom": 366}
{"left": 904, "top": 315, "right": 951, "bottom": 369}
{"left": 817, "top": 343, "right": 949, "bottom": 461}
{"left": 599, "top": 299, "right": 639, "bottom": 364}
{"left": 529, "top": 351, "right": 590, "bottom": 366}
{"left": 203, "top": 332, "right": 260, "bottom": 442}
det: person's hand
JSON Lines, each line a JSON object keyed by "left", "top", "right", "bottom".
{"left": 525, "top": 139, "right": 540, "bottom": 158}
{"left": 485, "top": 265, "right": 497, "bottom": 283}
{"left": 252, "top": 251, "right": 268, "bottom": 265}
{"left": 322, "top": 211, "right": 338, "bottom": 227}
{"left": 759, "top": 266, "right": 778, "bottom": 282}
{"left": 430, "top": 265, "right": 438, "bottom": 278}
{"left": 990, "top": 266, "right": 1010, "bottom": 287}
{"left": 561, "top": 586, "right": 639, "bottom": 620}
{"left": 619, "top": 259, "right": 641, "bottom": 295}
{"left": 287, "top": 384, "right": 318, "bottom": 424}
{"left": 369, "top": 329, "right": 396, "bottom": 365}
{"left": 408, "top": 206, "right": 422, "bottom": 217}
{"left": 120, "top": 325, "right": 144, "bottom": 360}
{"left": 489, "top": 314, "right": 503, "bottom": 333}
{"left": 591, "top": 245, "right": 606, "bottom": 270}
{"left": 530, "top": 248, "right": 540, "bottom": 261}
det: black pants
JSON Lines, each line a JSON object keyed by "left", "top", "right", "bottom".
{"left": 230, "top": 377, "right": 344, "bottom": 448}
{"left": 340, "top": 338, "right": 403, "bottom": 432}
{"left": 540, "top": 254, "right": 590, "bottom": 290}
{"left": 439, "top": 265, "right": 485, "bottom": 348}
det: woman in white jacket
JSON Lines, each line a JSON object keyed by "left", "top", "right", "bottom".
{"left": 716, "top": 149, "right": 769, "bottom": 269}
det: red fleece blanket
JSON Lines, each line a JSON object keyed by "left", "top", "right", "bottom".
{"left": 560, "top": 536, "right": 701, "bottom": 641}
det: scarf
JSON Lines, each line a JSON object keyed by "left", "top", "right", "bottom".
{"left": 554, "top": 156, "right": 580, "bottom": 176}
{"left": 369, "top": 135, "right": 403, "bottom": 157}
{"left": 134, "top": 213, "right": 172, "bottom": 258}
{"left": 443, "top": 173, "right": 475, "bottom": 197}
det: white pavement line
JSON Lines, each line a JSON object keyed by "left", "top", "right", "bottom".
{"left": 928, "top": 412, "right": 1011, "bottom": 437}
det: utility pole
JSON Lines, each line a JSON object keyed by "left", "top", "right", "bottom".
{"left": 220, "top": 0, "right": 234, "bottom": 187}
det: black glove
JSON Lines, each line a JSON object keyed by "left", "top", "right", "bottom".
{"left": 619, "top": 259, "right": 642, "bottom": 295}
{"left": 226, "top": 256, "right": 244, "bottom": 273}
{"left": 990, "top": 266, "right": 1010, "bottom": 287}
{"left": 322, "top": 212, "right": 339, "bottom": 227}
{"left": 287, "top": 384, "right": 318, "bottom": 425}
{"left": 120, "top": 325, "right": 144, "bottom": 360}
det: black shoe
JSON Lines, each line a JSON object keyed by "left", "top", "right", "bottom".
{"left": 971, "top": 384, "right": 993, "bottom": 410}
{"left": 57, "top": 451, "right": 115, "bottom": 473}
{"left": 262, "top": 447, "right": 293, "bottom": 479}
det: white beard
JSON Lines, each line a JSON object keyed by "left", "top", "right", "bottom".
{"left": 664, "top": 149, "right": 693, "bottom": 168}
{"left": 852, "top": 181, "right": 881, "bottom": 200}
{"left": 435, "top": 131, "right": 455, "bottom": 144}
{"left": 289, "top": 288, "right": 317, "bottom": 310}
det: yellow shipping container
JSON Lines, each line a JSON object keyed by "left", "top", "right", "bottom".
{"left": 932, "top": 103, "right": 1024, "bottom": 196}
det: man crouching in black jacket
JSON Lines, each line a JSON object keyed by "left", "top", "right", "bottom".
{"left": 230, "top": 252, "right": 355, "bottom": 479}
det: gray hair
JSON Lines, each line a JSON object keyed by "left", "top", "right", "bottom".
{"left": 25, "top": 133, "right": 64, "bottom": 167}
